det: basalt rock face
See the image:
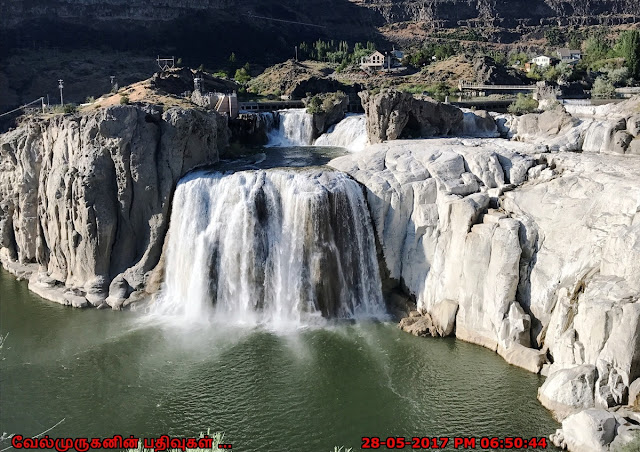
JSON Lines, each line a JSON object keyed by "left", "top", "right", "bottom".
{"left": 349, "top": 0, "right": 639, "bottom": 27}
{"left": 305, "top": 92, "right": 349, "bottom": 139}
{"left": 330, "top": 103, "right": 640, "bottom": 449}
{"left": 0, "top": 104, "right": 228, "bottom": 308}
{"left": 3, "top": 0, "right": 638, "bottom": 36}
{"left": 504, "top": 97, "right": 640, "bottom": 156}
{"left": 359, "top": 89, "right": 464, "bottom": 144}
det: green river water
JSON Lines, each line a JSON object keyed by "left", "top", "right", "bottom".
{"left": 0, "top": 269, "right": 558, "bottom": 452}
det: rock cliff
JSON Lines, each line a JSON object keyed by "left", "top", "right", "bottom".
{"left": 0, "top": 104, "right": 228, "bottom": 308}
{"left": 359, "top": 89, "right": 465, "bottom": 143}
{"left": 330, "top": 99, "right": 640, "bottom": 450}
{"left": 502, "top": 98, "right": 640, "bottom": 156}
{"left": 3, "top": 0, "right": 637, "bottom": 34}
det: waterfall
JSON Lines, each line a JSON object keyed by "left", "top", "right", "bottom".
{"left": 459, "top": 110, "right": 500, "bottom": 138}
{"left": 154, "top": 168, "right": 386, "bottom": 327}
{"left": 314, "top": 114, "right": 368, "bottom": 152}
{"left": 257, "top": 112, "right": 277, "bottom": 132}
{"left": 267, "top": 109, "right": 315, "bottom": 146}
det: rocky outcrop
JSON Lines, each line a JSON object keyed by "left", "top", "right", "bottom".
{"left": 229, "top": 112, "right": 276, "bottom": 146}
{"left": 4, "top": 0, "right": 638, "bottom": 34}
{"left": 505, "top": 96, "right": 640, "bottom": 156}
{"left": 329, "top": 130, "right": 640, "bottom": 448}
{"left": 304, "top": 92, "right": 349, "bottom": 139}
{"left": 359, "top": 89, "right": 464, "bottom": 143}
{"left": 0, "top": 104, "right": 228, "bottom": 308}
{"left": 150, "top": 67, "right": 238, "bottom": 97}
{"left": 473, "top": 55, "right": 529, "bottom": 85}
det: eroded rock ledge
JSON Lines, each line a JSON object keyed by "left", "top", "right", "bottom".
{"left": 0, "top": 104, "right": 228, "bottom": 309}
{"left": 330, "top": 137, "right": 640, "bottom": 451}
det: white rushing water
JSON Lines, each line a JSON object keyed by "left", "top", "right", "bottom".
{"left": 267, "top": 109, "right": 315, "bottom": 146}
{"left": 154, "top": 168, "right": 386, "bottom": 328}
{"left": 459, "top": 110, "right": 500, "bottom": 138}
{"left": 314, "top": 114, "right": 368, "bottom": 152}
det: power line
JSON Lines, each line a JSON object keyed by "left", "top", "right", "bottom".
{"left": 243, "top": 13, "right": 326, "bottom": 29}
{"left": 0, "top": 97, "right": 45, "bottom": 118}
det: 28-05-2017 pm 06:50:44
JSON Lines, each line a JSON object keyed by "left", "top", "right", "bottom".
{"left": 361, "top": 436, "right": 549, "bottom": 449}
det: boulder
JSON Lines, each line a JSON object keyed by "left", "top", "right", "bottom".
{"left": 359, "top": 89, "right": 463, "bottom": 144}
{"left": 629, "top": 378, "right": 640, "bottom": 409}
{"left": 627, "top": 114, "right": 640, "bottom": 137}
{"left": 429, "top": 299, "right": 458, "bottom": 337}
{"left": 612, "top": 130, "right": 633, "bottom": 154}
{"left": 538, "top": 365, "right": 597, "bottom": 420}
{"left": 399, "top": 314, "right": 434, "bottom": 337}
{"left": 551, "top": 408, "right": 617, "bottom": 452}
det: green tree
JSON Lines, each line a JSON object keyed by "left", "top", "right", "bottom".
{"left": 584, "top": 35, "right": 610, "bottom": 63}
{"left": 592, "top": 76, "right": 616, "bottom": 98}
{"left": 543, "top": 65, "right": 560, "bottom": 82}
{"left": 306, "top": 95, "right": 323, "bottom": 114}
{"left": 508, "top": 52, "right": 529, "bottom": 67}
{"left": 615, "top": 30, "right": 640, "bottom": 78}
{"left": 508, "top": 94, "right": 538, "bottom": 114}
{"left": 234, "top": 68, "right": 251, "bottom": 84}
{"left": 556, "top": 62, "right": 574, "bottom": 81}
{"left": 545, "top": 27, "right": 565, "bottom": 46}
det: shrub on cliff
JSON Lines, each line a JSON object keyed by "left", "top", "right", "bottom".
{"left": 50, "top": 104, "right": 78, "bottom": 114}
{"left": 306, "top": 92, "right": 347, "bottom": 115}
{"left": 592, "top": 76, "right": 616, "bottom": 98}
{"left": 306, "top": 95, "right": 323, "bottom": 114}
{"left": 508, "top": 94, "right": 538, "bottom": 115}
{"left": 120, "top": 95, "right": 130, "bottom": 105}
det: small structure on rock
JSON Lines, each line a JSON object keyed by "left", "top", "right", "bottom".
{"left": 191, "top": 91, "right": 239, "bottom": 118}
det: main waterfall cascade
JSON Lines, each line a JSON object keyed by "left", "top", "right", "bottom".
{"left": 154, "top": 168, "right": 387, "bottom": 327}
{"left": 266, "top": 109, "right": 368, "bottom": 151}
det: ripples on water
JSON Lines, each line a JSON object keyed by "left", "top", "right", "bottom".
{"left": 1, "top": 270, "right": 559, "bottom": 452}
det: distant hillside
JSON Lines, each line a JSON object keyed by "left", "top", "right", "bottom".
{"left": 1, "top": 0, "right": 638, "bottom": 62}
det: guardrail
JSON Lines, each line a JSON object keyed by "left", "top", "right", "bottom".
{"left": 458, "top": 81, "right": 536, "bottom": 91}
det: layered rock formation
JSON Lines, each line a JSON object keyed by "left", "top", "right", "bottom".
{"left": 330, "top": 98, "right": 640, "bottom": 450}
{"left": 3, "top": 0, "right": 637, "bottom": 35}
{"left": 350, "top": 0, "right": 639, "bottom": 27}
{"left": 0, "top": 104, "right": 228, "bottom": 308}
{"left": 504, "top": 98, "right": 640, "bottom": 156}
{"left": 304, "top": 92, "right": 349, "bottom": 139}
{"left": 359, "top": 89, "right": 465, "bottom": 143}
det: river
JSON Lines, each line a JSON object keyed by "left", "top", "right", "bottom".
{"left": 0, "top": 268, "right": 558, "bottom": 451}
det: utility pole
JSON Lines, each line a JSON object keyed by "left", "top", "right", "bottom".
{"left": 58, "top": 79, "right": 64, "bottom": 106}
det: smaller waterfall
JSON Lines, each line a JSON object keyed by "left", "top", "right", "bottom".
{"left": 267, "top": 109, "right": 315, "bottom": 146}
{"left": 257, "top": 112, "right": 277, "bottom": 131}
{"left": 459, "top": 110, "right": 500, "bottom": 138}
{"left": 314, "top": 114, "right": 368, "bottom": 152}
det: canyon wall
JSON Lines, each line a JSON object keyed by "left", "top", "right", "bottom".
{"left": 0, "top": 104, "right": 228, "bottom": 308}
{"left": 2, "top": 0, "right": 637, "bottom": 31}
{"left": 330, "top": 97, "right": 640, "bottom": 451}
